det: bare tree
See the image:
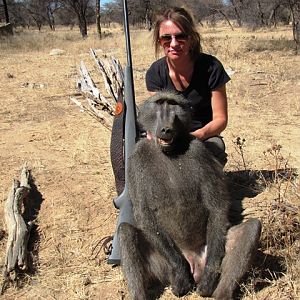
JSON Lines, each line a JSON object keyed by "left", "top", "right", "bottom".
{"left": 47, "top": 1, "right": 63, "bottom": 30}
{"left": 63, "top": 0, "right": 90, "bottom": 37}
{"left": 101, "top": 2, "right": 115, "bottom": 26}
{"left": 209, "top": 6, "right": 235, "bottom": 30}
{"left": 267, "top": 1, "right": 283, "bottom": 27}
{"left": 21, "top": 0, "right": 49, "bottom": 30}
{"left": 228, "top": 0, "right": 243, "bottom": 26}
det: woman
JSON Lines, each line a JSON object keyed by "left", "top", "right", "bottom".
{"left": 146, "top": 7, "right": 230, "bottom": 165}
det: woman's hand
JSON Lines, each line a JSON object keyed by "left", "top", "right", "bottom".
{"left": 191, "top": 85, "right": 228, "bottom": 140}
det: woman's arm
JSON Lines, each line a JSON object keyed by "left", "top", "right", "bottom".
{"left": 191, "top": 85, "right": 228, "bottom": 140}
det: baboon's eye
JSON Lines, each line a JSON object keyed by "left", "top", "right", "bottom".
{"left": 166, "top": 99, "right": 178, "bottom": 105}
{"left": 155, "top": 99, "right": 166, "bottom": 105}
{"left": 155, "top": 99, "right": 178, "bottom": 106}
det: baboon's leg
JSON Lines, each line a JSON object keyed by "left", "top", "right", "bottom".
{"left": 118, "top": 222, "right": 151, "bottom": 300}
{"left": 213, "top": 218, "right": 262, "bottom": 300}
{"left": 118, "top": 222, "right": 168, "bottom": 300}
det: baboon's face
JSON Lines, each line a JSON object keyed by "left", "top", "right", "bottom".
{"left": 155, "top": 100, "right": 184, "bottom": 151}
{"left": 138, "top": 93, "right": 191, "bottom": 153}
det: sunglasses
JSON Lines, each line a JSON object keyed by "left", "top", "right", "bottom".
{"left": 159, "top": 33, "right": 189, "bottom": 44}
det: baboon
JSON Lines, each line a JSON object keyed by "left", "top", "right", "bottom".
{"left": 118, "top": 91, "right": 261, "bottom": 300}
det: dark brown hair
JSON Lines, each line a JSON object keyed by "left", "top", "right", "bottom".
{"left": 153, "top": 7, "right": 202, "bottom": 60}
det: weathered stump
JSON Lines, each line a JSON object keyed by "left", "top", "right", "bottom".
{"left": 1, "top": 166, "right": 33, "bottom": 294}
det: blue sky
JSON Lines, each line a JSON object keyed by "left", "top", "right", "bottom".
{"left": 101, "top": 0, "right": 113, "bottom": 6}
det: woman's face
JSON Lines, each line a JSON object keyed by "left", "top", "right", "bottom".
{"left": 159, "top": 20, "right": 191, "bottom": 62}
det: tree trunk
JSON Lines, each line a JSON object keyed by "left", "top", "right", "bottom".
{"left": 210, "top": 8, "right": 234, "bottom": 31}
{"left": 2, "top": 0, "right": 10, "bottom": 23}
{"left": 33, "top": 18, "right": 42, "bottom": 31}
{"left": 268, "top": 8, "right": 276, "bottom": 27}
{"left": 218, "top": 9, "right": 235, "bottom": 31}
{"left": 47, "top": 6, "right": 56, "bottom": 31}
{"left": 77, "top": 11, "right": 87, "bottom": 38}
{"left": 96, "top": 0, "right": 101, "bottom": 38}
{"left": 145, "top": 0, "right": 152, "bottom": 31}
{"left": 230, "top": 0, "right": 242, "bottom": 27}
{"left": 257, "top": 1, "right": 265, "bottom": 26}
{"left": 290, "top": 2, "right": 300, "bottom": 53}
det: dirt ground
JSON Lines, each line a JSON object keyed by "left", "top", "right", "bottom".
{"left": 0, "top": 25, "right": 299, "bottom": 299}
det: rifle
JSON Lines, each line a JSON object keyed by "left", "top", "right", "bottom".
{"left": 108, "top": 0, "right": 137, "bottom": 265}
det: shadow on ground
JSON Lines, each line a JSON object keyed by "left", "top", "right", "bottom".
{"left": 226, "top": 168, "right": 297, "bottom": 298}
{"left": 23, "top": 172, "right": 44, "bottom": 276}
{"left": 226, "top": 168, "right": 297, "bottom": 224}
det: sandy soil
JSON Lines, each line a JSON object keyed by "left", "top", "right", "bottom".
{"left": 0, "top": 26, "right": 299, "bottom": 299}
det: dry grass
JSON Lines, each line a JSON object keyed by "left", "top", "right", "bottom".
{"left": 0, "top": 23, "right": 299, "bottom": 299}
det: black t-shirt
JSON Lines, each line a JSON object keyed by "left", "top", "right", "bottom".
{"left": 146, "top": 53, "right": 230, "bottom": 131}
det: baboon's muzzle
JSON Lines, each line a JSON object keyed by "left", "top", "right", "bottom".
{"left": 156, "top": 102, "right": 177, "bottom": 151}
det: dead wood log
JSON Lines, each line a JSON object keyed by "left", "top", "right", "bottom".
{"left": 1, "top": 166, "right": 33, "bottom": 295}
{"left": 90, "top": 48, "right": 124, "bottom": 102}
{"left": 70, "top": 96, "right": 113, "bottom": 130}
{"left": 86, "top": 97, "right": 113, "bottom": 128}
{"left": 72, "top": 48, "right": 124, "bottom": 128}
{"left": 78, "top": 61, "right": 102, "bottom": 101}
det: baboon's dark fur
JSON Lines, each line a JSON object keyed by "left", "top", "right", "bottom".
{"left": 118, "top": 92, "right": 261, "bottom": 300}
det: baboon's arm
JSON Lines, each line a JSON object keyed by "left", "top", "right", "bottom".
{"left": 197, "top": 212, "right": 228, "bottom": 296}
{"left": 197, "top": 168, "right": 230, "bottom": 296}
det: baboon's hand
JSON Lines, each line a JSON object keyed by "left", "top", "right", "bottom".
{"left": 196, "top": 269, "right": 220, "bottom": 297}
{"left": 170, "top": 259, "right": 194, "bottom": 297}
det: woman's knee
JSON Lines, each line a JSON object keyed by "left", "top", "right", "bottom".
{"left": 204, "top": 136, "right": 227, "bottom": 166}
